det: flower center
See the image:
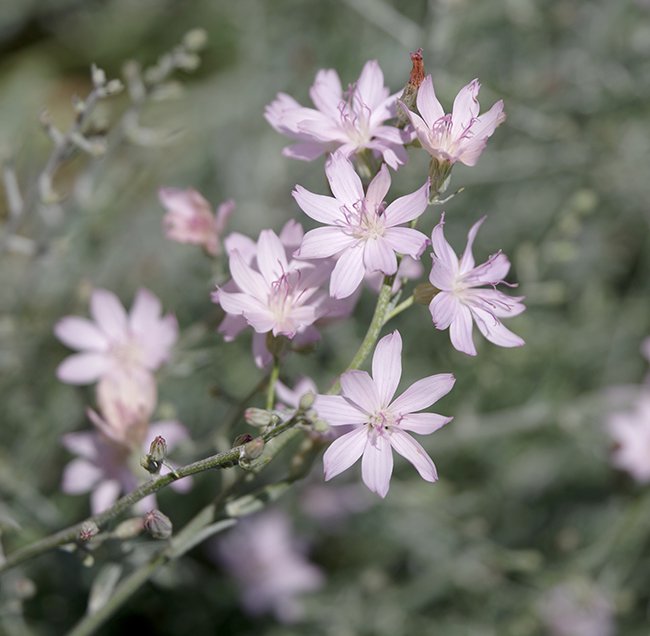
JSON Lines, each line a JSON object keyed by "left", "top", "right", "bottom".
{"left": 337, "top": 88, "right": 373, "bottom": 146}
{"left": 367, "top": 410, "right": 398, "bottom": 439}
{"left": 340, "top": 198, "right": 386, "bottom": 240}
{"left": 268, "top": 269, "right": 302, "bottom": 322}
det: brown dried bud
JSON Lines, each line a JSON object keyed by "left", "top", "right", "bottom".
{"left": 233, "top": 433, "right": 254, "bottom": 447}
{"left": 398, "top": 48, "right": 426, "bottom": 126}
{"left": 143, "top": 510, "right": 173, "bottom": 540}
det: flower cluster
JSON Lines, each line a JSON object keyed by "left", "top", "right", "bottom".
{"left": 55, "top": 288, "right": 188, "bottom": 512}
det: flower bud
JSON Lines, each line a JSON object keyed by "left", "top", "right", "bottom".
{"left": 91, "top": 64, "right": 106, "bottom": 87}
{"left": 140, "top": 435, "right": 168, "bottom": 474}
{"left": 143, "top": 510, "right": 173, "bottom": 540}
{"left": 313, "top": 419, "right": 330, "bottom": 433}
{"left": 428, "top": 157, "right": 453, "bottom": 198}
{"left": 183, "top": 28, "right": 208, "bottom": 51}
{"left": 233, "top": 433, "right": 254, "bottom": 447}
{"left": 242, "top": 437, "right": 265, "bottom": 460}
{"left": 78, "top": 520, "right": 100, "bottom": 542}
{"left": 244, "top": 408, "right": 276, "bottom": 428}
{"left": 397, "top": 48, "right": 425, "bottom": 127}
{"left": 298, "top": 391, "right": 316, "bottom": 411}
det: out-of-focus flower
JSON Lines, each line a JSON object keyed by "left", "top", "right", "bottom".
{"left": 215, "top": 510, "right": 324, "bottom": 622}
{"left": 265, "top": 60, "right": 409, "bottom": 169}
{"left": 87, "top": 368, "right": 157, "bottom": 448}
{"left": 642, "top": 337, "right": 650, "bottom": 364}
{"left": 316, "top": 330, "right": 454, "bottom": 497}
{"left": 61, "top": 420, "right": 190, "bottom": 514}
{"left": 401, "top": 75, "right": 505, "bottom": 167}
{"left": 55, "top": 288, "right": 178, "bottom": 385}
{"left": 607, "top": 391, "right": 650, "bottom": 483}
{"left": 365, "top": 255, "right": 423, "bottom": 294}
{"left": 537, "top": 580, "right": 615, "bottom": 636}
{"left": 428, "top": 214, "right": 525, "bottom": 356}
{"left": 293, "top": 152, "right": 429, "bottom": 299}
{"left": 275, "top": 377, "right": 318, "bottom": 410}
{"left": 159, "top": 187, "right": 234, "bottom": 256}
{"left": 300, "top": 483, "right": 374, "bottom": 525}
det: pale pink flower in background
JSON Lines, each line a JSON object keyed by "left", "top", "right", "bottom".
{"left": 61, "top": 420, "right": 190, "bottom": 514}
{"left": 293, "top": 152, "right": 429, "bottom": 299}
{"left": 275, "top": 376, "right": 318, "bottom": 410}
{"left": 265, "top": 60, "right": 409, "bottom": 169}
{"left": 428, "top": 214, "right": 525, "bottom": 356}
{"left": 55, "top": 288, "right": 178, "bottom": 385}
{"left": 642, "top": 337, "right": 650, "bottom": 364}
{"left": 537, "top": 580, "right": 615, "bottom": 636}
{"left": 87, "top": 368, "right": 157, "bottom": 449}
{"left": 316, "top": 330, "right": 454, "bottom": 497}
{"left": 215, "top": 510, "right": 323, "bottom": 622}
{"left": 159, "top": 187, "right": 234, "bottom": 256}
{"left": 606, "top": 391, "right": 650, "bottom": 483}
{"left": 401, "top": 75, "right": 505, "bottom": 167}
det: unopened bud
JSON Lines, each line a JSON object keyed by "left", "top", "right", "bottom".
{"left": 140, "top": 435, "right": 168, "bottom": 474}
{"left": 183, "top": 28, "right": 208, "bottom": 51}
{"left": 414, "top": 282, "right": 437, "bottom": 305}
{"left": 397, "top": 48, "right": 425, "bottom": 126}
{"left": 313, "top": 419, "right": 329, "bottom": 433}
{"left": 104, "top": 79, "right": 124, "bottom": 95}
{"left": 242, "top": 437, "right": 265, "bottom": 460}
{"left": 428, "top": 157, "right": 452, "bottom": 198}
{"left": 143, "top": 510, "right": 172, "bottom": 540}
{"left": 175, "top": 51, "right": 201, "bottom": 71}
{"left": 244, "top": 408, "right": 276, "bottom": 428}
{"left": 233, "top": 433, "right": 254, "bottom": 446}
{"left": 298, "top": 391, "right": 316, "bottom": 411}
{"left": 91, "top": 64, "right": 106, "bottom": 87}
{"left": 78, "top": 520, "right": 99, "bottom": 542}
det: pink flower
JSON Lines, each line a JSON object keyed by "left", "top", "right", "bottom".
{"left": 215, "top": 510, "right": 323, "bottom": 622}
{"left": 606, "top": 391, "right": 650, "bottom": 483}
{"left": 428, "top": 214, "right": 525, "bottom": 356}
{"left": 214, "top": 227, "right": 331, "bottom": 340}
{"left": 87, "top": 368, "right": 157, "bottom": 449}
{"left": 159, "top": 187, "right": 234, "bottom": 256}
{"left": 55, "top": 288, "right": 178, "bottom": 385}
{"left": 293, "top": 152, "right": 429, "bottom": 299}
{"left": 275, "top": 377, "right": 318, "bottom": 410}
{"left": 316, "top": 330, "right": 454, "bottom": 498}
{"left": 265, "top": 60, "right": 409, "bottom": 169}
{"left": 401, "top": 75, "right": 505, "bottom": 167}
{"left": 61, "top": 420, "right": 190, "bottom": 514}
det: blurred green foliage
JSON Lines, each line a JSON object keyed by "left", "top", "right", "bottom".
{"left": 1, "top": 0, "right": 649, "bottom": 634}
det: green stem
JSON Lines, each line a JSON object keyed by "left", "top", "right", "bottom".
{"left": 266, "top": 357, "right": 280, "bottom": 410}
{"left": 0, "top": 415, "right": 299, "bottom": 573}
{"left": 383, "top": 296, "right": 414, "bottom": 324}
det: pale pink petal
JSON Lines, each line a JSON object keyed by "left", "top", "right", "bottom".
{"left": 61, "top": 459, "right": 102, "bottom": 494}
{"left": 309, "top": 69, "right": 343, "bottom": 116}
{"left": 217, "top": 290, "right": 268, "bottom": 319}
{"left": 340, "top": 370, "right": 380, "bottom": 413}
{"left": 252, "top": 332, "right": 272, "bottom": 369}
{"left": 91, "top": 479, "right": 122, "bottom": 514}
{"left": 459, "top": 216, "right": 486, "bottom": 272}
{"left": 295, "top": 227, "right": 356, "bottom": 259}
{"left": 429, "top": 292, "right": 460, "bottom": 330}
{"left": 355, "top": 60, "right": 386, "bottom": 108}
{"left": 449, "top": 304, "right": 476, "bottom": 356}
{"left": 54, "top": 317, "right": 108, "bottom": 352}
{"left": 467, "top": 100, "right": 505, "bottom": 140}
{"left": 325, "top": 153, "right": 364, "bottom": 208}
{"left": 215, "top": 199, "right": 235, "bottom": 234}
{"left": 363, "top": 238, "right": 397, "bottom": 275}
{"left": 323, "top": 428, "right": 368, "bottom": 481}
{"left": 430, "top": 216, "right": 459, "bottom": 273}
{"left": 382, "top": 227, "right": 428, "bottom": 259}
{"left": 292, "top": 186, "right": 343, "bottom": 225}
{"left": 467, "top": 289, "right": 526, "bottom": 318}
{"left": 465, "top": 252, "right": 511, "bottom": 286}
{"left": 330, "top": 244, "right": 365, "bottom": 299}
{"left": 470, "top": 307, "right": 525, "bottom": 348}
{"left": 390, "top": 373, "right": 455, "bottom": 414}
{"left": 224, "top": 233, "right": 256, "bottom": 260}
{"left": 361, "top": 435, "right": 393, "bottom": 498}
{"left": 365, "top": 164, "right": 391, "bottom": 209}
{"left": 257, "top": 230, "right": 289, "bottom": 285}
{"left": 90, "top": 289, "right": 128, "bottom": 341}
{"left": 229, "top": 251, "right": 269, "bottom": 298}
{"left": 372, "top": 331, "right": 402, "bottom": 407}
{"left": 314, "top": 395, "right": 368, "bottom": 426}
{"left": 129, "top": 288, "right": 162, "bottom": 334}
{"left": 399, "top": 413, "right": 452, "bottom": 435}
{"left": 415, "top": 75, "right": 445, "bottom": 127}
{"left": 451, "top": 78, "right": 480, "bottom": 136}
{"left": 400, "top": 107, "right": 437, "bottom": 155}
{"left": 428, "top": 260, "right": 455, "bottom": 291}
{"left": 61, "top": 431, "right": 98, "bottom": 461}
{"left": 283, "top": 142, "right": 328, "bottom": 161}
{"left": 279, "top": 219, "right": 305, "bottom": 250}
{"left": 56, "top": 352, "right": 109, "bottom": 384}
{"left": 389, "top": 429, "right": 437, "bottom": 482}
{"left": 383, "top": 180, "right": 430, "bottom": 226}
